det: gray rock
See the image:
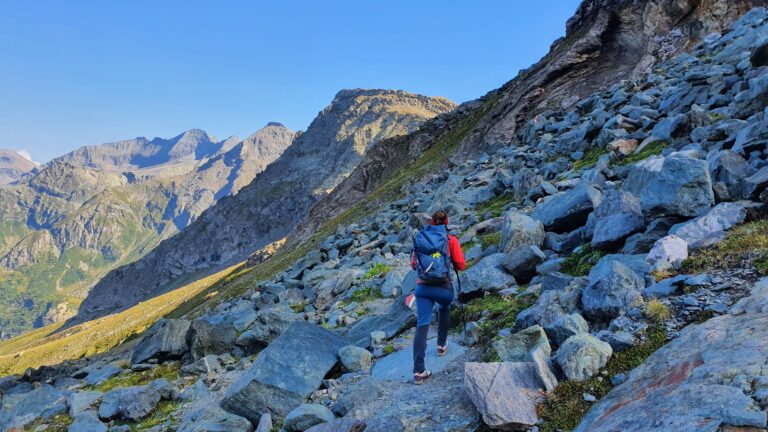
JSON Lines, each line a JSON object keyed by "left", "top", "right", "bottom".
{"left": 400, "top": 270, "right": 418, "bottom": 295}
{"left": 130, "top": 319, "right": 191, "bottom": 365}
{"left": 0, "top": 384, "right": 69, "bottom": 430}
{"left": 228, "top": 301, "right": 258, "bottom": 332}
{"left": 499, "top": 211, "right": 545, "bottom": 252}
{"left": 493, "top": 325, "right": 551, "bottom": 362}
{"left": 743, "top": 165, "right": 768, "bottom": 200}
{"left": 669, "top": 201, "right": 756, "bottom": 249}
{"left": 221, "top": 322, "right": 349, "bottom": 421}
{"left": 283, "top": 404, "right": 335, "bottom": 432}
{"left": 98, "top": 385, "right": 161, "bottom": 421}
{"left": 621, "top": 217, "right": 679, "bottom": 254}
{"left": 464, "top": 362, "right": 544, "bottom": 430}
{"left": 591, "top": 190, "right": 645, "bottom": 250}
{"left": 544, "top": 312, "right": 589, "bottom": 347}
{"left": 639, "top": 155, "right": 714, "bottom": 218}
{"left": 78, "top": 364, "right": 122, "bottom": 387}
{"left": 459, "top": 253, "right": 517, "bottom": 296}
{"left": 236, "top": 303, "right": 299, "bottom": 350}
{"left": 647, "top": 235, "right": 688, "bottom": 272}
{"left": 149, "top": 378, "right": 180, "bottom": 401}
{"left": 177, "top": 405, "right": 254, "bottom": 432}
{"left": 371, "top": 339, "right": 465, "bottom": 381}
{"left": 189, "top": 319, "right": 237, "bottom": 361}
{"left": 576, "top": 278, "right": 768, "bottom": 431}
{"left": 255, "top": 413, "right": 273, "bottom": 432}
{"left": 643, "top": 274, "right": 689, "bottom": 299}
{"left": 707, "top": 150, "right": 753, "bottom": 200}
{"left": 501, "top": 245, "right": 546, "bottom": 284}
{"left": 554, "top": 334, "right": 613, "bottom": 381}
{"left": 517, "top": 278, "right": 585, "bottom": 329}
{"left": 338, "top": 346, "right": 372, "bottom": 372}
{"left": 581, "top": 260, "right": 644, "bottom": 321}
{"left": 380, "top": 270, "right": 404, "bottom": 297}
{"left": 305, "top": 419, "right": 367, "bottom": 432}
{"left": 68, "top": 412, "right": 106, "bottom": 432}
{"left": 343, "top": 294, "right": 416, "bottom": 348}
{"left": 531, "top": 184, "right": 603, "bottom": 233}
{"left": 67, "top": 391, "right": 102, "bottom": 417}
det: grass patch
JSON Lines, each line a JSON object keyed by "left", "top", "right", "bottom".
{"left": 539, "top": 327, "right": 667, "bottom": 432}
{"left": 682, "top": 220, "right": 768, "bottom": 275}
{"left": 342, "top": 286, "right": 383, "bottom": 307}
{"left": 644, "top": 300, "right": 670, "bottom": 324}
{"left": 23, "top": 414, "right": 72, "bottom": 431}
{"left": 560, "top": 244, "right": 605, "bottom": 277}
{"left": 289, "top": 301, "right": 308, "bottom": 313}
{"left": 454, "top": 294, "right": 536, "bottom": 342}
{"left": 617, "top": 140, "right": 666, "bottom": 166}
{"left": 572, "top": 147, "right": 607, "bottom": 171}
{"left": 383, "top": 343, "right": 395, "bottom": 355}
{"left": 476, "top": 193, "right": 515, "bottom": 218}
{"left": 115, "top": 400, "right": 181, "bottom": 431}
{"left": 480, "top": 232, "right": 502, "bottom": 250}
{"left": 90, "top": 362, "right": 180, "bottom": 393}
{"left": 362, "top": 263, "right": 391, "bottom": 280}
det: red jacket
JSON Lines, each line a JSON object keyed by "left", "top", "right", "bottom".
{"left": 411, "top": 234, "right": 467, "bottom": 272}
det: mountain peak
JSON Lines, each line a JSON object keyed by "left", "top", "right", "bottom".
{"left": 266, "top": 122, "right": 286, "bottom": 128}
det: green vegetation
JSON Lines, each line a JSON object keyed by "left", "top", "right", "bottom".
{"left": 644, "top": 300, "right": 671, "bottom": 324}
{"left": 383, "top": 343, "right": 396, "bottom": 355}
{"left": 476, "top": 193, "right": 515, "bottom": 218}
{"left": 454, "top": 294, "right": 536, "bottom": 342}
{"left": 560, "top": 244, "right": 605, "bottom": 277}
{"left": 682, "top": 220, "right": 768, "bottom": 275}
{"left": 362, "top": 263, "right": 391, "bottom": 280}
{"left": 115, "top": 400, "right": 181, "bottom": 431}
{"left": 289, "top": 301, "right": 308, "bottom": 313}
{"left": 573, "top": 147, "right": 607, "bottom": 171}
{"left": 89, "top": 362, "right": 180, "bottom": 393}
{"left": 616, "top": 140, "right": 666, "bottom": 166}
{"left": 345, "top": 286, "right": 383, "bottom": 305}
{"left": 539, "top": 327, "right": 667, "bottom": 432}
{"left": 23, "top": 414, "right": 72, "bottom": 431}
{"left": 480, "top": 232, "right": 502, "bottom": 250}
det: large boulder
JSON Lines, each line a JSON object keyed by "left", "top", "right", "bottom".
{"left": 516, "top": 278, "right": 585, "bottom": 329}
{"left": 283, "top": 404, "right": 335, "bottom": 432}
{"left": 343, "top": 294, "right": 416, "bottom": 348}
{"left": 338, "top": 346, "right": 372, "bottom": 372}
{"left": 544, "top": 312, "right": 589, "bottom": 347}
{"left": 459, "top": 253, "right": 517, "bottom": 296}
{"left": 647, "top": 235, "right": 688, "bottom": 272}
{"left": 492, "top": 325, "right": 551, "bottom": 362}
{"left": 581, "top": 260, "right": 644, "bottom": 321}
{"left": 707, "top": 150, "right": 753, "bottom": 201}
{"left": 130, "top": 319, "right": 191, "bottom": 365}
{"left": 669, "top": 201, "right": 758, "bottom": 249}
{"left": 639, "top": 155, "right": 714, "bottom": 218}
{"left": 236, "top": 303, "right": 299, "bottom": 350}
{"left": 464, "top": 362, "right": 544, "bottom": 431}
{"left": 531, "top": 184, "right": 603, "bottom": 233}
{"left": 188, "top": 319, "right": 237, "bottom": 361}
{"left": 221, "top": 322, "right": 349, "bottom": 421}
{"left": 591, "top": 190, "right": 645, "bottom": 250}
{"left": 501, "top": 245, "right": 546, "bottom": 284}
{"left": 98, "top": 385, "right": 161, "bottom": 421}
{"left": 499, "top": 211, "right": 545, "bottom": 252}
{"left": 67, "top": 391, "right": 102, "bottom": 417}
{"left": 743, "top": 165, "right": 768, "bottom": 200}
{"left": 0, "top": 384, "right": 69, "bottom": 430}
{"left": 177, "top": 405, "right": 254, "bottom": 432}
{"left": 554, "top": 334, "right": 613, "bottom": 381}
{"left": 68, "top": 412, "right": 107, "bottom": 432}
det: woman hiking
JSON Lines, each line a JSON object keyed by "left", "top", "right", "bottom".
{"left": 410, "top": 210, "right": 466, "bottom": 384}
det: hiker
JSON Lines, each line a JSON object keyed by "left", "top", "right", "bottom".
{"left": 410, "top": 209, "right": 466, "bottom": 384}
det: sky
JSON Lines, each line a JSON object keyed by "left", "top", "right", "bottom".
{"left": 0, "top": 1, "right": 581, "bottom": 163}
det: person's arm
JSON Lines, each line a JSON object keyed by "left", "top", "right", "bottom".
{"left": 448, "top": 235, "right": 466, "bottom": 271}
{"left": 411, "top": 250, "right": 416, "bottom": 270}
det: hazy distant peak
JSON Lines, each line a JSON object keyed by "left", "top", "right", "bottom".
{"left": 266, "top": 122, "right": 287, "bottom": 128}
{"left": 0, "top": 149, "right": 40, "bottom": 185}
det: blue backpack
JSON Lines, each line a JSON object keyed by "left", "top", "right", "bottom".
{"left": 412, "top": 224, "right": 452, "bottom": 285}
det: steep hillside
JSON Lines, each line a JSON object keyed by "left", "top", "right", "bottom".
{"left": 0, "top": 124, "right": 293, "bottom": 338}
{"left": 0, "top": 150, "right": 37, "bottom": 185}
{"left": 72, "top": 90, "right": 456, "bottom": 325}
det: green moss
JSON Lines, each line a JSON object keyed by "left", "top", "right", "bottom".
{"left": 476, "top": 193, "right": 515, "bottom": 218}
{"left": 539, "top": 327, "right": 667, "bottom": 432}
{"left": 363, "top": 263, "right": 391, "bottom": 280}
{"left": 480, "top": 232, "right": 502, "bottom": 250}
{"left": 617, "top": 140, "right": 667, "bottom": 166}
{"left": 23, "top": 414, "right": 73, "bottom": 431}
{"left": 383, "top": 343, "right": 395, "bottom": 355}
{"left": 454, "top": 294, "right": 535, "bottom": 342}
{"left": 115, "top": 400, "right": 181, "bottom": 431}
{"left": 341, "top": 286, "right": 383, "bottom": 307}
{"left": 573, "top": 147, "right": 607, "bottom": 171}
{"left": 289, "top": 301, "right": 308, "bottom": 313}
{"left": 682, "top": 220, "right": 768, "bottom": 275}
{"left": 560, "top": 244, "right": 605, "bottom": 277}
{"left": 90, "top": 362, "right": 180, "bottom": 393}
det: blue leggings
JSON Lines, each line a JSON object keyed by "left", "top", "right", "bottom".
{"left": 413, "top": 283, "right": 454, "bottom": 373}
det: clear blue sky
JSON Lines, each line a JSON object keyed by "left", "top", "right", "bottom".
{"left": 0, "top": 0, "right": 580, "bottom": 163}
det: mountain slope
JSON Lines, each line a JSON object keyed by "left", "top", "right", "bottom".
{"left": 0, "top": 150, "right": 37, "bottom": 185}
{"left": 0, "top": 125, "right": 294, "bottom": 338}
{"left": 73, "top": 89, "right": 456, "bottom": 324}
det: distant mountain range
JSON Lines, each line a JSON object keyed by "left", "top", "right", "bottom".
{"left": 0, "top": 150, "right": 38, "bottom": 185}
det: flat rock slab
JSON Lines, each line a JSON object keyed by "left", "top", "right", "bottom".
{"left": 576, "top": 277, "right": 768, "bottom": 432}
{"left": 371, "top": 339, "right": 465, "bottom": 381}
{"left": 221, "top": 321, "right": 349, "bottom": 422}
{"left": 464, "top": 362, "right": 544, "bottom": 430}
{"left": 342, "top": 295, "right": 416, "bottom": 348}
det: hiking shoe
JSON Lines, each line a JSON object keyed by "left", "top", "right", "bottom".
{"left": 437, "top": 345, "right": 448, "bottom": 357}
{"left": 413, "top": 370, "right": 432, "bottom": 385}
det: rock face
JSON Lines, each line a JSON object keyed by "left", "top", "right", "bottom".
{"left": 554, "top": 333, "right": 613, "bottom": 381}
{"left": 75, "top": 90, "right": 455, "bottom": 324}
{"left": 499, "top": 211, "right": 545, "bottom": 252}
{"left": 591, "top": 190, "right": 645, "bottom": 250}
{"left": 221, "top": 321, "right": 349, "bottom": 421}
{"left": 577, "top": 278, "right": 768, "bottom": 431}
{"left": 531, "top": 184, "right": 602, "bottom": 233}
{"left": 464, "top": 362, "right": 545, "bottom": 431}
{"left": 581, "top": 260, "right": 645, "bottom": 321}
{"left": 639, "top": 155, "right": 715, "bottom": 217}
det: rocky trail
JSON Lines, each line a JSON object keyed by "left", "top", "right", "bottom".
{"left": 4, "top": 3, "right": 768, "bottom": 432}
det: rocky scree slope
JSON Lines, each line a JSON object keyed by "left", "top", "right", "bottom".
{"left": 292, "top": 0, "right": 765, "bottom": 244}
{"left": 72, "top": 89, "right": 455, "bottom": 325}
{"left": 0, "top": 125, "right": 293, "bottom": 339}
{"left": 4, "top": 6, "right": 768, "bottom": 432}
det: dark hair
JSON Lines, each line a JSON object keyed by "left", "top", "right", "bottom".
{"left": 431, "top": 210, "right": 448, "bottom": 225}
